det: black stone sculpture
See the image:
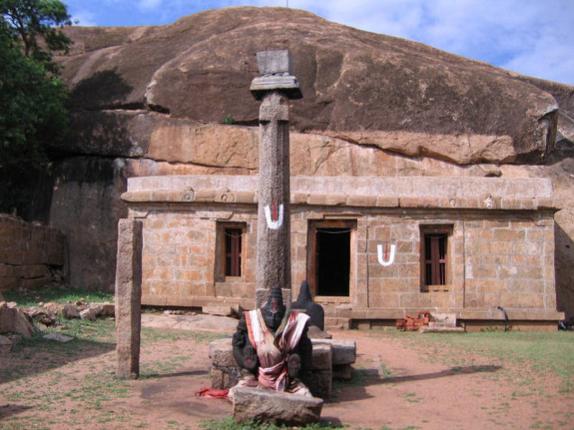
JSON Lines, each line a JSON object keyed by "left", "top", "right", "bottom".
{"left": 292, "top": 281, "right": 325, "bottom": 331}
{"left": 232, "top": 287, "right": 312, "bottom": 382}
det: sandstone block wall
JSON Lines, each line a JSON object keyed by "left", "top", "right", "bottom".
{"left": 136, "top": 205, "right": 558, "bottom": 321}
{"left": 141, "top": 209, "right": 257, "bottom": 306}
{"left": 0, "top": 215, "right": 65, "bottom": 291}
{"left": 464, "top": 218, "right": 555, "bottom": 311}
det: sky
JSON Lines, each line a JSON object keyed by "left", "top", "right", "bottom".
{"left": 65, "top": 0, "right": 574, "bottom": 85}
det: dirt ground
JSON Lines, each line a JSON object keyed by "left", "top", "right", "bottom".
{"left": 1, "top": 317, "right": 573, "bottom": 430}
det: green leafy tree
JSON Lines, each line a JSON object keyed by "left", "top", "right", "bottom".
{"left": 0, "top": 0, "right": 71, "bottom": 215}
{"left": 1, "top": 0, "right": 71, "bottom": 71}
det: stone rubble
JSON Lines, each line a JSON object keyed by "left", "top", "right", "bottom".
{"left": 0, "top": 301, "right": 36, "bottom": 337}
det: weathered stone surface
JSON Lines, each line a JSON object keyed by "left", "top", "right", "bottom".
{"left": 59, "top": 7, "right": 560, "bottom": 165}
{"left": 202, "top": 305, "right": 233, "bottom": 317}
{"left": 313, "top": 339, "right": 356, "bottom": 365}
{"left": 115, "top": 219, "right": 143, "bottom": 379}
{"left": 301, "top": 369, "right": 332, "bottom": 399}
{"left": 0, "top": 334, "right": 13, "bottom": 354}
{"left": 62, "top": 304, "right": 80, "bottom": 319}
{"left": 208, "top": 337, "right": 236, "bottom": 367}
{"left": 232, "top": 386, "right": 323, "bottom": 425}
{"left": 0, "top": 302, "right": 36, "bottom": 337}
{"left": 49, "top": 157, "right": 127, "bottom": 293}
{"left": 80, "top": 306, "right": 99, "bottom": 321}
{"left": 0, "top": 215, "right": 65, "bottom": 291}
{"left": 332, "top": 364, "right": 353, "bottom": 381}
{"left": 556, "top": 208, "right": 574, "bottom": 320}
{"left": 310, "top": 343, "right": 332, "bottom": 371}
{"left": 99, "top": 303, "right": 115, "bottom": 317}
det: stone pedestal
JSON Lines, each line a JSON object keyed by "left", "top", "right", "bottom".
{"left": 115, "top": 219, "right": 143, "bottom": 379}
{"left": 232, "top": 387, "right": 323, "bottom": 426}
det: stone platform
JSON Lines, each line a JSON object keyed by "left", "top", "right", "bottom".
{"left": 209, "top": 337, "right": 357, "bottom": 399}
{"left": 232, "top": 386, "right": 323, "bottom": 426}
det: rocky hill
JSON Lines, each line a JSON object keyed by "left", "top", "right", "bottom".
{"left": 43, "top": 7, "right": 573, "bottom": 316}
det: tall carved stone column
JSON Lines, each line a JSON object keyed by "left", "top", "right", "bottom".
{"left": 115, "top": 219, "right": 143, "bottom": 379}
{"left": 251, "top": 50, "right": 302, "bottom": 306}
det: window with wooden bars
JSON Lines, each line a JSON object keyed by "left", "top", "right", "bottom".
{"left": 420, "top": 225, "right": 452, "bottom": 291}
{"left": 225, "top": 228, "right": 242, "bottom": 277}
{"left": 216, "top": 222, "right": 246, "bottom": 281}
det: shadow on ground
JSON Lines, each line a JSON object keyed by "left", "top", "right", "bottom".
{"left": 0, "top": 337, "right": 115, "bottom": 385}
{"left": 332, "top": 365, "right": 502, "bottom": 402}
{"left": 0, "top": 404, "right": 33, "bottom": 421}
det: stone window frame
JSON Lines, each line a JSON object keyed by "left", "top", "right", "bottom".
{"left": 420, "top": 224, "right": 453, "bottom": 292}
{"left": 215, "top": 222, "right": 248, "bottom": 282}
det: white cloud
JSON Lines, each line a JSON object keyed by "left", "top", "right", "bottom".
{"left": 138, "top": 0, "right": 164, "bottom": 11}
{"left": 275, "top": 0, "right": 574, "bottom": 85}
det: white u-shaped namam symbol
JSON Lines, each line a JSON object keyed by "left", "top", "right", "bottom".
{"left": 264, "top": 204, "right": 284, "bottom": 230}
{"left": 377, "top": 243, "right": 396, "bottom": 267}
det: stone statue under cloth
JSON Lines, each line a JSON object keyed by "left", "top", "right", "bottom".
{"left": 230, "top": 286, "right": 313, "bottom": 398}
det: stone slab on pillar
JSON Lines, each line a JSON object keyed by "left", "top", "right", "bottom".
{"left": 115, "top": 219, "right": 143, "bottom": 379}
{"left": 252, "top": 50, "right": 302, "bottom": 307}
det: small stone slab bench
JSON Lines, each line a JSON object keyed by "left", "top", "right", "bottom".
{"left": 233, "top": 386, "right": 323, "bottom": 426}
{"left": 209, "top": 337, "right": 357, "bottom": 399}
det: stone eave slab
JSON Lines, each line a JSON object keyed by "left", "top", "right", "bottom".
{"left": 122, "top": 175, "right": 558, "bottom": 211}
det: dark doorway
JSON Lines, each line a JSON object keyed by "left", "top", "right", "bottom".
{"left": 316, "top": 228, "right": 351, "bottom": 296}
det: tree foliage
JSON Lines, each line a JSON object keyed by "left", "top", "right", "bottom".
{"left": 1, "top": 0, "right": 71, "bottom": 71}
{"left": 0, "top": 0, "right": 71, "bottom": 215}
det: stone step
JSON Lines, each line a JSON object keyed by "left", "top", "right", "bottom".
{"left": 324, "top": 317, "right": 350, "bottom": 330}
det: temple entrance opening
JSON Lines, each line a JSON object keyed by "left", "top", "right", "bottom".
{"left": 308, "top": 220, "right": 355, "bottom": 297}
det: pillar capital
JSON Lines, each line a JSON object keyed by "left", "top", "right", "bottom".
{"left": 250, "top": 50, "right": 302, "bottom": 100}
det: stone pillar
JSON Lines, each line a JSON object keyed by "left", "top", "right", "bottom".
{"left": 251, "top": 50, "right": 302, "bottom": 307}
{"left": 115, "top": 219, "right": 143, "bottom": 379}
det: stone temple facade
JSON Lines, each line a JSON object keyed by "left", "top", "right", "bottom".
{"left": 121, "top": 174, "right": 563, "bottom": 331}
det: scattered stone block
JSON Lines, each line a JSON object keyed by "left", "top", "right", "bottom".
{"left": 80, "top": 307, "right": 99, "bottom": 321}
{"left": 62, "top": 304, "right": 80, "bottom": 319}
{"left": 99, "top": 303, "right": 115, "bottom": 317}
{"left": 0, "top": 301, "right": 36, "bottom": 337}
{"left": 313, "top": 339, "right": 356, "bottom": 365}
{"left": 43, "top": 333, "right": 74, "bottom": 343}
{"left": 209, "top": 337, "right": 236, "bottom": 367}
{"left": 209, "top": 338, "right": 241, "bottom": 389}
{"left": 310, "top": 343, "right": 332, "bottom": 371}
{"left": 26, "top": 308, "right": 57, "bottom": 326}
{"left": 203, "top": 305, "right": 233, "bottom": 317}
{"left": 430, "top": 312, "right": 457, "bottom": 328}
{"left": 232, "top": 386, "right": 323, "bottom": 426}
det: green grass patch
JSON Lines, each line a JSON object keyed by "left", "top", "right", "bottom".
{"left": 391, "top": 331, "right": 574, "bottom": 392}
{"left": 141, "top": 327, "right": 226, "bottom": 345}
{"left": 3, "top": 285, "right": 113, "bottom": 307}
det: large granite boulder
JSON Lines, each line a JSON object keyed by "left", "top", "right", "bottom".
{"left": 43, "top": 6, "right": 574, "bottom": 307}
{"left": 59, "top": 7, "right": 561, "bottom": 165}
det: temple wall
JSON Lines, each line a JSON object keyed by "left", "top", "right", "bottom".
{"left": 0, "top": 215, "right": 65, "bottom": 291}
{"left": 137, "top": 204, "right": 558, "bottom": 322}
